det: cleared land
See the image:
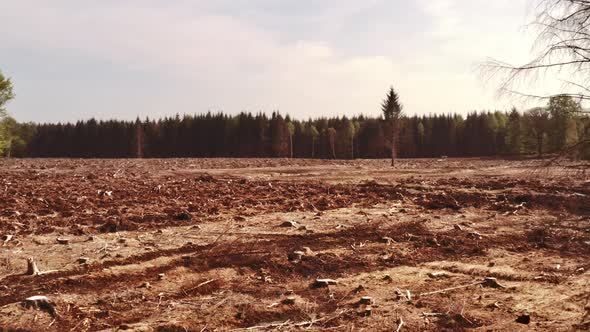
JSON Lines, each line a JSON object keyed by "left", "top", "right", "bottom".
{"left": 0, "top": 158, "right": 589, "bottom": 331}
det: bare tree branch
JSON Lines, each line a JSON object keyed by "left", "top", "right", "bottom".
{"left": 482, "top": 0, "right": 590, "bottom": 102}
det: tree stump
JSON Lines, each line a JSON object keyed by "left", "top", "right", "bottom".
{"left": 26, "top": 257, "right": 40, "bottom": 276}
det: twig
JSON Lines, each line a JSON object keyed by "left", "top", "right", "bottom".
{"left": 543, "top": 138, "right": 590, "bottom": 167}
{"left": 178, "top": 278, "right": 218, "bottom": 296}
{"left": 197, "top": 278, "right": 217, "bottom": 288}
{"left": 69, "top": 319, "right": 85, "bottom": 331}
{"left": 237, "top": 309, "right": 352, "bottom": 331}
{"left": 274, "top": 319, "right": 291, "bottom": 329}
{"left": 421, "top": 312, "right": 447, "bottom": 317}
{"left": 395, "top": 317, "right": 404, "bottom": 332}
{"left": 207, "top": 250, "right": 271, "bottom": 259}
{"left": 205, "top": 222, "right": 234, "bottom": 254}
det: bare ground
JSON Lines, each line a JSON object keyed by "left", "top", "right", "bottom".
{"left": 0, "top": 158, "right": 589, "bottom": 331}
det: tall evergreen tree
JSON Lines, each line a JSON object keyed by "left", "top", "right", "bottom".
{"left": 381, "top": 87, "right": 404, "bottom": 166}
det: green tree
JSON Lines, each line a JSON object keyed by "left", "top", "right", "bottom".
{"left": 381, "top": 86, "right": 404, "bottom": 166}
{"left": 1, "top": 117, "right": 36, "bottom": 157}
{"left": 0, "top": 71, "right": 14, "bottom": 110}
{"left": 506, "top": 108, "right": 523, "bottom": 155}
{"left": 525, "top": 107, "right": 550, "bottom": 157}
{"left": 417, "top": 121, "right": 425, "bottom": 154}
{"left": 344, "top": 119, "right": 358, "bottom": 159}
{"left": 286, "top": 121, "right": 295, "bottom": 158}
{"left": 484, "top": 1, "right": 590, "bottom": 161}
{"left": 548, "top": 95, "right": 580, "bottom": 151}
{"left": 1, "top": 116, "right": 17, "bottom": 157}
{"left": 0, "top": 71, "right": 15, "bottom": 155}
{"left": 307, "top": 123, "right": 319, "bottom": 158}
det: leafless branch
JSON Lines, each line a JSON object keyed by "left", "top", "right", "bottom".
{"left": 482, "top": 0, "right": 590, "bottom": 101}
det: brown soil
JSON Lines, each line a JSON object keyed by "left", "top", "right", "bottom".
{"left": 0, "top": 158, "right": 589, "bottom": 331}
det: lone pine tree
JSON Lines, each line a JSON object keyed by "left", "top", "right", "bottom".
{"left": 381, "top": 87, "right": 404, "bottom": 166}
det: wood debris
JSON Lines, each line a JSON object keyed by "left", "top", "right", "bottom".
{"left": 56, "top": 237, "right": 70, "bottom": 245}
{"left": 313, "top": 278, "right": 338, "bottom": 288}
{"left": 2, "top": 234, "right": 13, "bottom": 245}
{"left": 427, "top": 271, "right": 449, "bottom": 279}
{"left": 23, "top": 295, "right": 57, "bottom": 317}
{"left": 280, "top": 221, "right": 298, "bottom": 228}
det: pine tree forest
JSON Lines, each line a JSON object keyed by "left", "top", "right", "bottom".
{"left": 8, "top": 97, "right": 588, "bottom": 159}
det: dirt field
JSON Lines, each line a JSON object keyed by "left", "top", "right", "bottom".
{"left": 0, "top": 158, "right": 589, "bottom": 331}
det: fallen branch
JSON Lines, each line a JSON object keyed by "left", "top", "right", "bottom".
{"left": 196, "top": 278, "right": 217, "bottom": 288}
{"left": 419, "top": 281, "right": 484, "bottom": 297}
{"left": 239, "top": 309, "right": 352, "bottom": 331}
{"left": 421, "top": 312, "right": 447, "bottom": 317}
{"left": 177, "top": 278, "right": 219, "bottom": 296}
{"left": 419, "top": 277, "right": 506, "bottom": 297}
{"left": 205, "top": 222, "right": 234, "bottom": 255}
{"left": 207, "top": 251, "right": 272, "bottom": 259}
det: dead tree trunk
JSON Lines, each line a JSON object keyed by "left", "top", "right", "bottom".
{"left": 136, "top": 124, "right": 143, "bottom": 158}
{"left": 6, "top": 139, "right": 11, "bottom": 158}
{"left": 391, "top": 122, "right": 397, "bottom": 167}
{"left": 331, "top": 140, "right": 336, "bottom": 159}
{"left": 289, "top": 134, "right": 293, "bottom": 158}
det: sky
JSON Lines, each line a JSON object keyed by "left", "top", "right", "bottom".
{"left": 0, "top": 0, "right": 540, "bottom": 123}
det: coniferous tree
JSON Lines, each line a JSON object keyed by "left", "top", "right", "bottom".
{"left": 381, "top": 87, "right": 404, "bottom": 166}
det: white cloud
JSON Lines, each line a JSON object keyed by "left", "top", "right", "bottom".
{"left": 418, "top": 0, "right": 459, "bottom": 38}
{"left": 0, "top": 0, "right": 543, "bottom": 121}
{"left": 1, "top": 1, "right": 408, "bottom": 119}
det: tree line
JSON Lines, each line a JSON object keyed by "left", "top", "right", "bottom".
{"left": 1, "top": 70, "right": 588, "bottom": 159}
{"left": 4, "top": 98, "right": 586, "bottom": 159}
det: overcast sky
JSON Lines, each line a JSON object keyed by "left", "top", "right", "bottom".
{"left": 1, "top": 0, "right": 539, "bottom": 122}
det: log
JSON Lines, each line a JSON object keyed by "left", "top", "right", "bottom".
{"left": 313, "top": 278, "right": 338, "bottom": 288}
